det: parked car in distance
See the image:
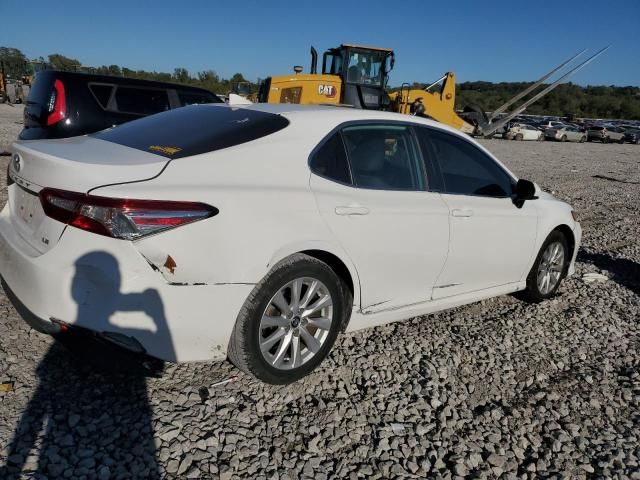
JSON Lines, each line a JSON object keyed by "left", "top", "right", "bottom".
{"left": 545, "top": 126, "right": 587, "bottom": 142}
{"left": 1, "top": 104, "right": 581, "bottom": 384}
{"left": 587, "top": 126, "right": 625, "bottom": 143}
{"left": 537, "top": 120, "right": 566, "bottom": 131}
{"left": 20, "top": 70, "right": 222, "bottom": 140}
{"left": 504, "top": 123, "right": 544, "bottom": 141}
{"left": 623, "top": 129, "right": 640, "bottom": 144}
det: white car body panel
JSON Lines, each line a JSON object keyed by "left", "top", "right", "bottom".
{"left": 433, "top": 194, "right": 538, "bottom": 298}
{"left": 0, "top": 105, "right": 581, "bottom": 363}
{"left": 310, "top": 174, "right": 449, "bottom": 311}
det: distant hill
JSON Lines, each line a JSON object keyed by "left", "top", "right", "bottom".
{"left": 454, "top": 81, "right": 640, "bottom": 120}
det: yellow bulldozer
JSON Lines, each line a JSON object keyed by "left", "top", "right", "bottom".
{"left": 256, "top": 43, "right": 607, "bottom": 137}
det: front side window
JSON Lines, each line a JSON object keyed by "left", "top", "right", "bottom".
{"left": 309, "top": 133, "right": 351, "bottom": 185}
{"left": 341, "top": 125, "right": 425, "bottom": 191}
{"left": 345, "top": 50, "right": 385, "bottom": 86}
{"left": 420, "top": 128, "right": 514, "bottom": 197}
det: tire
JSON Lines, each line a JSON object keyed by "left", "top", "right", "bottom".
{"left": 538, "top": 135, "right": 545, "bottom": 142}
{"left": 635, "top": 139, "right": 640, "bottom": 145}
{"left": 603, "top": 136, "right": 609, "bottom": 144}
{"left": 587, "top": 136, "right": 592, "bottom": 142}
{"left": 518, "top": 231, "right": 569, "bottom": 303}
{"left": 579, "top": 136, "right": 586, "bottom": 143}
{"left": 515, "top": 133, "right": 523, "bottom": 141}
{"left": 561, "top": 135, "right": 567, "bottom": 142}
{"left": 228, "top": 253, "right": 351, "bottom": 384}
{"left": 619, "top": 137, "right": 625, "bottom": 144}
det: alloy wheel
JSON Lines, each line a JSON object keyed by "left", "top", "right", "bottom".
{"left": 259, "top": 277, "right": 334, "bottom": 370}
{"left": 537, "top": 241, "right": 565, "bottom": 295}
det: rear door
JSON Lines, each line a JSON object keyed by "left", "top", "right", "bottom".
{"left": 310, "top": 123, "right": 450, "bottom": 312}
{"left": 416, "top": 127, "right": 538, "bottom": 299}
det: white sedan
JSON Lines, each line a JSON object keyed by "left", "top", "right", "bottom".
{"left": 504, "top": 123, "right": 544, "bottom": 141}
{"left": 0, "top": 104, "right": 581, "bottom": 384}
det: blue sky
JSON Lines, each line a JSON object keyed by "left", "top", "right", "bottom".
{"left": 1, "top": 0, "right": 638, "bottom": 86}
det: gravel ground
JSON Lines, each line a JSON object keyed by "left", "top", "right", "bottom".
{"left": 0, "top": 104, "right": 24, "bottom": 153}
{"left": 0, "top": 106, "right": 639, "bottom": 479}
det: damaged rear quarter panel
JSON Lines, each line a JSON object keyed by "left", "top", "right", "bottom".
{"left": 94, "top": 133, "right": 333, "bottom": 287}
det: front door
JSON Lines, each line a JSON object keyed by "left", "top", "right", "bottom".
{"left": 416, "top": 126, "right": 538, "bottom": 299}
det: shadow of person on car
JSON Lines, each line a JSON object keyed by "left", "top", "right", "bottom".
{"left": 1, "top": 251, "right": 174, "bottom": 479}
{"left": 578, "top": 250, "right": 640, "bottom": 296}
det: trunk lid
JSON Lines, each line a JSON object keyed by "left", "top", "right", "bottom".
{"left": 9, "top": 136, "right": 169, "bottom": 254}
{"left": 11, "top": 136, "right": 169, "bottom": 193}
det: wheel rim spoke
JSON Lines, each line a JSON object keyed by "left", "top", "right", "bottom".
{"left": 291, "top": 335, "right": 302, "bottom": 368}
{"left": 261, "top": 315, "right": 289, "bottom": 328}
{"left": 300, "top": 280, "right": 319, "bottom": 309}
{"left": 261, "top": 327, "right": 287, "bottom": 352}
{"left": 272, "top": 331, "right": 293, "bottom": 367}
{"left": 302, "top": 294, "right": 332, "bottom": 317}
{"left": 289, "top": 278, "right": 302, "bottom": 312}
{"left": 300, "top": 327, "right": 321, "bottom": 354}
{"left": 272, "top": 290, "right": 290, "bottom": 315}
{"left": 307, "top": 317, "right": 332, "bottom": 330}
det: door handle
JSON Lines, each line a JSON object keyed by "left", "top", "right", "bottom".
{"left": 451, "top": 209, "right": 473, "bottom": 217}
{"left": 335, "top": 206, "right": 370, "bottom": 216}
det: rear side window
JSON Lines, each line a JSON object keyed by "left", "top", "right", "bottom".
{"left": 310, "top": 133, "right": 351, "bottom": 184}
{"left": 178, "top": 91, "right": 218, "bottom": 106}
{"left": 115, "top": 87, "right": 170, "bottom": 115}
{"left": 341, "top": 125, "right": 424, "bottom": 191}
{"left": 89, "top": 84, "right": 114, "bottom": 109}
{"left": 420, "top": 128, "right": 514, "bottom": 197}
{"left": 93, "top": 105, "right": 289, "bottom": 159}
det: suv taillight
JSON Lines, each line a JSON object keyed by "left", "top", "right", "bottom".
{"left": 46, "top": 80, "right": 66, "bottom": 126}
{"left": 39, "top": 188, "right": 217, "bottom": 240}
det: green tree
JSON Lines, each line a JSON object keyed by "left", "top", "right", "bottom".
{"left": 48, "top": 53, "right": 82, "bottom": 71}
{"left": 0, "top": 46, "right": 28, "bottom": 78}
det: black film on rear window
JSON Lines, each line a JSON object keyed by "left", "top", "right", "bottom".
{"left": 93, "top": 105, "right": 290, "bottom": 159}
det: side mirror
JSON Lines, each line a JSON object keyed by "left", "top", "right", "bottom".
{"left": 513, "top": 179, "right": 537, "bottom": 206}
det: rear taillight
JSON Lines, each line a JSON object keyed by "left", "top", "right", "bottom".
{"left": 46, "top": 80, "right": 66, "bottom": 126}
{"left": 39, "top": 188, "right": 217, "bottom": 240}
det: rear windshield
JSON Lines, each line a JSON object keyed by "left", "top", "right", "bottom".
{"left": 93, "top": 105, "right": 290, "bottom": 158}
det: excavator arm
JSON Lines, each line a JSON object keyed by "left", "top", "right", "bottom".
{"left": 388, "top": 72, "right": 475, "bottom": 134}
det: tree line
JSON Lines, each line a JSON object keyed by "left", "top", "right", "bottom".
{"left": 2, "top": 46, "right": 639, "bottom": 119}
{"left": 455, "top": 81, "right": 640, "bottom": 120}
{"left": 0, "top": 47, "right": 253, "bottom": 94}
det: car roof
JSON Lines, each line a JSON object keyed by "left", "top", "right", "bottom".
{"left": 35, "top": 70, "right": 216, "bottom": 94}
{"left": 237, "top": 103, "right": 465, "bottom": 136}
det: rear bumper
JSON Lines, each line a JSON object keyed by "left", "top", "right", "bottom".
{"left": 0, "top": 204, "right": 254, "bottom": 362}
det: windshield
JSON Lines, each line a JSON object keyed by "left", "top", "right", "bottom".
{"left": 345, "top": 50, "right": 386, "bottom": 86}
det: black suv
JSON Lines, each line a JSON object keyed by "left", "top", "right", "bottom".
{"left": 20, "top": 71, "right": 222, "bottom": 140}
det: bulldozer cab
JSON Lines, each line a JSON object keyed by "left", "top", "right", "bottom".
{"left": 321, "top": 44, "right": 394, "bottom": 109}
